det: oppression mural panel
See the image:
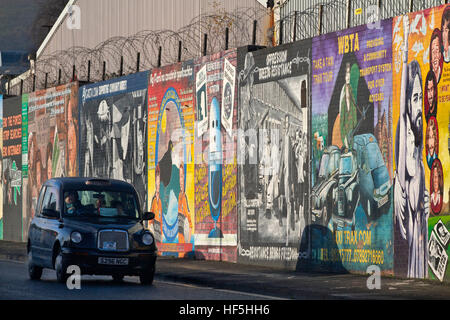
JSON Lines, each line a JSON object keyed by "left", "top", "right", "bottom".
{"left": 24, "top": 82, "right": 79, "bottom": 240}
{"left": 2, "top": 96, "right": 23, "bottom": 242}
{"left": 237, "top": 42, "right": 311, "bottom": 267}
{"left": 79, "top": 73, "right": 148, "bottom": 210}
{"left": 147, "top": 61, "right": 195, "bottom": 257}
{"left": 310, "top": 20, "right": 394, "bottom": 273}
{"left": 392, "top": 5, "right": 450, "bottom": 281}
{"left": 193, "top": 49, "right": 238, "bottom": 262}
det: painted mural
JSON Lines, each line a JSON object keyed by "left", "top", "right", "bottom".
{"left": 193, "top": 49, "right": 238, "bottom": 262}
{"left": 0, "top": 95, "right": 3, "bottom": 239}
{"left": 24, "top": 82, "right": 79, "bottom": 240}
{"left": 392, "top": 5, "right": 450, "bottom": 281}
{"left": 79, "top": 72, "right": 148, "bottom": 210}
{"left": 237, "top": 42, "right": 310, "bottom": 267}
{"left": 310, "top": 20, "right": 394, "bottom": 273}
{"left": 2, "top": 96, "right": 23, "bottom": 242}
{"left": 147, "top": 61, "right": 195, "bottom": 257}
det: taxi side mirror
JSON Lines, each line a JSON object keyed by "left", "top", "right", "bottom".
{"left": 142, "top": 212, "right": 155, "bottom": 221}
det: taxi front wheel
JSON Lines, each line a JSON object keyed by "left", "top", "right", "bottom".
{"left": 55, "top": 250, "right": 69, "bottom": 283}
{"left": 139, "top": 267, "right": 155, "bottom": 285}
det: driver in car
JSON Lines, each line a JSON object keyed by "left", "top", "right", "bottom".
{"left": 65, "top": 191, "right": 82, "bottom": 214}
{"left": 95, "top": 196, "right": 106, "bottom": 212}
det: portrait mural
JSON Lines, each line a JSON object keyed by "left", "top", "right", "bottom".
{"left": 392, "top": 5, "right": 450, "bottom": 281}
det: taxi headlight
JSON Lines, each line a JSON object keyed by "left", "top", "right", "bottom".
{"left": 71, "top": 231, "right": 82, "bottom": 244}
{"left": 142, "top": 232, "right": 154, "bottom": 246}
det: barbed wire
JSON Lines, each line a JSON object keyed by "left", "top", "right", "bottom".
{"left": 278, "top": 0, "right": 445, "bottom": 44}
{"left": 7, "top": 6, "right": 270, "bottom": 95}
{"left": 11, "top": 0, "right": 445, "bottom": 96}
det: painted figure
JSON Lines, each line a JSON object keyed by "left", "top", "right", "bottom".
{"left": 208, "top": 97, "right": 223, "bottom": 238}
{"left": 46, "top": 142, "right": 53, "bottom": 181}
{"left": 394, "top": 16, "right": 430, "bottom": 279}
{"left": 150, "top": 164, "right": 163, "bottom": 242}
{"left": 279, "top": 114, "right": 293, "bottom": 245}
{"left": 339, "top": 62, "right": 358, "bottom": 148}
{"left": 430, "top": 160, "right": 443, "bottom": 214}
{"left": 424, "top": 71, "right": 437, "bottom": 122}
{"left": 426, "top": 118, "right": 438, "bottom": 169}
{"left": 178, "top": 162, "right": 192, "bottom": 243}
{"left": 429, "top": 28, "right": 443, "bottom": 84}
{"left": 441, "top": 6, "right": 450, "bottom": 63}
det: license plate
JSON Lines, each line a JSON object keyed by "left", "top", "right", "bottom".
{"left": 98, "top": 257, "right": 129, "bottom": 265}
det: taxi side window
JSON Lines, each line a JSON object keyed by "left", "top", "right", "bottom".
{"left": 42, "top": 187, "right": 59, "bottom": 215}
{"left": 36, "top": 186, "right": 47, "bottom": 217}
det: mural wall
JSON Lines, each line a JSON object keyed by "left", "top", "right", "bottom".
{"left": 310, "top": 20, "right": 394, "bottom": 273}
{"left": 23, "top": 82, "right": 79, "bottom": 240}
{"left": 237, "top": 42, "right": 310, "bottom": 267}
{"left": 0, "top": 95, "right": 3, "bottom": 239}
{"left": 147, "top": 61, "right": 196, "bottom": 257}
{"left": 2, "top": 97, "right": 23, "bottom": 242}
{"left": 79, "top": 73, "right": 148, "bottom": 210}
{"left": 0, "top": 2, "right": 449, "bottom": 284}
{"left": 193, "top": 49, "right": 239, "bottom": 262}
{"left": 392, "top": 5, "right": 450, "bottom": 281}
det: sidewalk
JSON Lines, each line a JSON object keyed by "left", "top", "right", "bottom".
{"left": 1, "top": 240, "right": 449, "bottom": 299}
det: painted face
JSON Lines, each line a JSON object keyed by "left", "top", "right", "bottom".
{"left": 427, "top": 79, "right": 435, "bottom": 108}
{"left": 444, "top": 21, "right": 450, "bottom": 51}
{"left": 345, "top": 66, "right": 351, "bottom": 84}
{"left": 432, "top": 37, "right": 441, "bottom": 76}
{"left": 410, "top": 75, "right": 423, "bottom": 146}
{"left": 433, "top": 167, "right": 439, "bottom": 193}
{"left": 427, "top": 125, "right": 435, "bottom": 155}
{"left": 406, "top": 117, "right": 417, "bottom": 177}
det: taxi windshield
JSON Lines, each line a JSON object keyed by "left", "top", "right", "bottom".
{"left": 63, "top": 190, "right": 140, "bottom": 219}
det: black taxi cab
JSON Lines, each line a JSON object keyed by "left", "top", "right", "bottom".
{"left": 27, "top": 177, "right": 157, "bottom": 285}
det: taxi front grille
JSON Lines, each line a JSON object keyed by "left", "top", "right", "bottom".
{"left": 97, "top": 229, "right": 129, "bottom": 252}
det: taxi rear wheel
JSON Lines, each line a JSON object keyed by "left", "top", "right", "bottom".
{"left": 28, "top": 251, "right": 43, "bottom": 280}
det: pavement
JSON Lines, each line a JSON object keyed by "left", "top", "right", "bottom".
{"left": 2, "top": 240, "right": 450, "bottom": 300}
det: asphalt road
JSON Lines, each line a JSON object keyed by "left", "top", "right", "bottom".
{"left": 0, "top": 259, "right": 284, "bottom": 300}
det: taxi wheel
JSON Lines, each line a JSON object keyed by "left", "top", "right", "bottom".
{"left": 28, "top": 251, "right": 43, "bottom": 280}
{"left": 139, "top": 267, "right": 155, "bottom": 285}
{"left": 55, "top": 250, "right": 69, "bottom": 284}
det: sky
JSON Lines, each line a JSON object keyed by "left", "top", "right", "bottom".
{"left": 0, "top": 0, "right": 43, "bottom": 53}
